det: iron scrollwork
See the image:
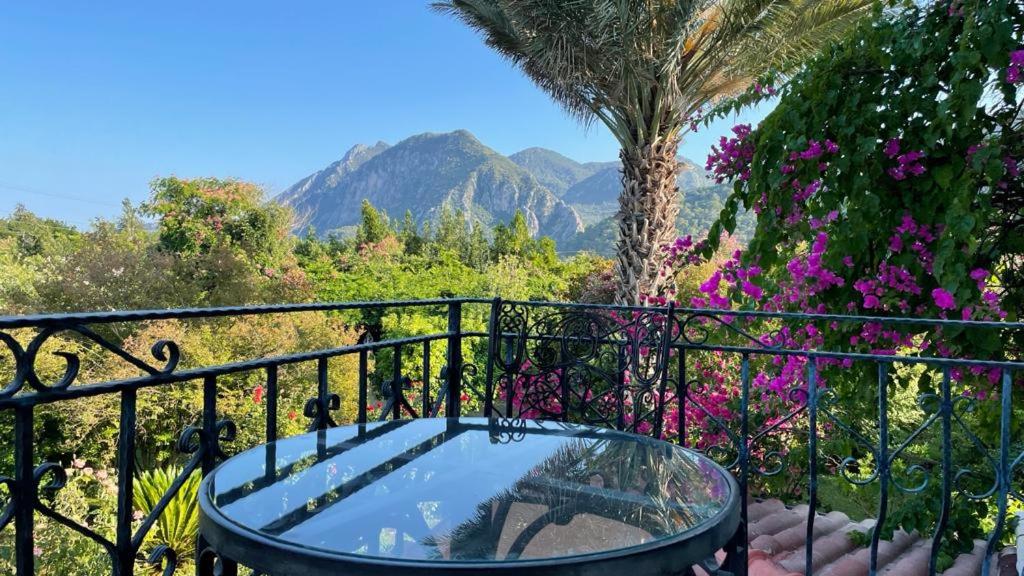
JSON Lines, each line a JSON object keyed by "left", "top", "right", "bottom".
{"left": 487, "top": 303, "right": 677, "bottom": 435}
{"left": 0, "top": 323, "right": 180, "bottom": 399}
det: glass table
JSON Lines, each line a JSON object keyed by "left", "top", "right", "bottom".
{"left": 199, "top": 417, "right": 740, "bottom": 576}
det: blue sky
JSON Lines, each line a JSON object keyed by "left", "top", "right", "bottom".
{"left": 0, "top": 1, "right": 768, "bottom": 227}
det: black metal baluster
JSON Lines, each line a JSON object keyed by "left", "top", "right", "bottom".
{"left": 724, "top": 353, "right": 751, "bottom": 576}
{"left": 678, "top": 346, "right": 686, "bottom": 447}
{"left": 422, "top": 341, "right": 431, "bottom": 418}
{"left": 198, "top": 375, "right": 237, "bottom": 575}
{"left": 981, "top": 367, "right": 1012, "bottom": 576}
{"left": 653, "top": 302, "right": 675, "bottom": 439}
{"left": 358, "top": 347, "right": 369, "bottom": 425}
{"left": 445, "top": 301, "right": 463, "bottom": 417}
{"left": 13, "top": 405, "right": 35, "bottom": 576}
{"left": 201, "top": 375, "right": 218, "bottom": 475}
{"left": 316, "top": 357, "right": 329, "bottom": 431}
{"left": 392, "top": 345, "right": 403, "bottom": 421}
{"left": 806, "top": 358, "right": 818, "bottom": 576}
{"left": 870, "top": 362, "right": 890, "bottom": 576}
{"left": 115, "top": 389, "right": 137, "bottom": 576}
{"left": 266, "top": 365, "right": 278, "bottom": 443}
{"left": 504, "top": 335, "right": 515, "bottom": 417}
{"left": 616, "top": 346, "right": 626, "bottom": 430}
{"left": 928, "top": 366, "right": 952, "bottom": 575}
{"left": 483, "top": 297, "right": 501, "bottom": 418}
{"left": 738, "top": 353, "right": 751, "bottom": 572}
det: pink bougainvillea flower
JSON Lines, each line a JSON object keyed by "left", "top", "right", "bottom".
{"left": 741, "top": 280, "right": 763, "bottom": 300}
{"left": 1008, "top": 50, "right": 1024, "bottom": 83}
{"left": 932, "top": 288, "right": 957, "bottom": 310}
{"left": 884, "top": 138, "right": 901, "bottom": 158}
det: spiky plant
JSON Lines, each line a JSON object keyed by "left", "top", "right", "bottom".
{"left": 435, "top": 0, "right": 874, "bottom": 304}
{"left": 134, "top": 466, "right": 201, "bottom": 563}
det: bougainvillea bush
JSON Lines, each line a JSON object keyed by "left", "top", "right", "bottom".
{"left": 666, "top": 0, "right": 1023, "bottom": 563}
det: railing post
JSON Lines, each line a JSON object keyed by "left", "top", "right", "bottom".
{"left": 870, "top": 362, "right": 890, "bottom": 575}
{"left": 422, "top": 341, "right": 431, "bottom": 418}
{"left": 483, "top": 297, "right": 501, "bottom": 418}
{"left": 805, "top": 358, "right": 818, "bottom": 576}
{"left": 13, "top": 405, "right": 35, "bottom": 576}
{"left": 929, "top": 366, "right": 953, "bottom": 575}
{"left": 115, "top": 390, "right": 137, "bottom": 576}
{"left": 445, "top": 301, "right": 463, "bottom": 417}
{"left": 201, "top": 375, "right": 218, "bottom": 475}
{"left": 677, "top": 346, "right": 687, "bottom": 447}
{"left": 392, "top": 345, "right": 403, "bottom": 420}
{"left": 358, "top": 336, "right": 369, "bottom": 424}
{"left": 265, "top": 366, "right": 278, "bottom": 443}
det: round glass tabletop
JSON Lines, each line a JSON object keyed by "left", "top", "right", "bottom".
{"left": 199, "top": 417, "right": 739, "bottom": 576}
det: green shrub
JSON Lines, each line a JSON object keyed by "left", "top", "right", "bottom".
{"left": 134, "top": 466, "right": 201, "bottom": 563}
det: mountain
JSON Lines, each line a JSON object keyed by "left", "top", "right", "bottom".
{"left": 508, "top": 147, "right": 614, "bottom": 196}
{"left": 279, "top": 131, "right": 584, "bottom": 243}
{"left": 276, "top": 142, "right": 389, "bottom": 207}
{"left": 277, "top": 131, "right": 747, "bottom": 254}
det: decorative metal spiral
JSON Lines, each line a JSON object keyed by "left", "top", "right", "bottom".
{"left": 147, "top": 544, "right": 178, "bottom": 576}
{"left": 31, "top": 463, "right": 117, "bottom": 557}
{"left": 0, "top": 324, "right": 182, "bottom": 399}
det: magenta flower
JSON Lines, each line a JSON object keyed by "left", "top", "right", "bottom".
{"left": 863, "top": 295, "right": 880, "bottom": 309}
{"left": 742, "top": 281, "right": 764, "bottom": 300}
{"left": 932, "top": 288, "right": 957, "bottom": 310}
{"left": 884, "top": 138, "right": 901, "bottom": 158}
{"left": 1008, "top": 50, "right": 1024, "bottom": 84}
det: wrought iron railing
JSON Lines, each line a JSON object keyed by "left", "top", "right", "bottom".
{"left": 0, "top": 298, "right": 1021, "bottom": 575}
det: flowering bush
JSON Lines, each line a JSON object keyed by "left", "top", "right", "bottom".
{"left": 666, "top": 0, "right": 1023, "bottom": 563}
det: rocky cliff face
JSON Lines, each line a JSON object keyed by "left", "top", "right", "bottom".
{"left": 278, "top": 131, "right": 583, "bottom": 242}
{"left": 277, "top": 132, "right": 720, "bottom": 252}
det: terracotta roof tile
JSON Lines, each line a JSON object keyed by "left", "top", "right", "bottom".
{"left": 703, "top": 500, "right": 1020, "bottom": 576}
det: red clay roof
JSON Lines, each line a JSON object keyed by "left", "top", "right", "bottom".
{"left": 696, "top": 499, "right": 1020, "bottom": 576}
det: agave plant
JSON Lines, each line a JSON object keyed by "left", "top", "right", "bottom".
{"left": 436, "top": 0, "right": 873, "bottom": 304}
{"left": 133, "top": 466, "right": 201, "bottom": 563}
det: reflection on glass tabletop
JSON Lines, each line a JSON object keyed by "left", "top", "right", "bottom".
{"left": 202, "top": 417, "right": 735, "bottom": 567}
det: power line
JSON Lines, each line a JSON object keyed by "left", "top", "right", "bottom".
{"left": 0, "top": 182, "right": 124, "bottom": 207}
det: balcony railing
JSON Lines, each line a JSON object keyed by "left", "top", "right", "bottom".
{"left": 0, "top": 298, "right": 1021, "bottom": 575}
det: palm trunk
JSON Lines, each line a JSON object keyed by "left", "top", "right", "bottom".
{"left": 614, "top": 137, "right": 681, "bottom": 305}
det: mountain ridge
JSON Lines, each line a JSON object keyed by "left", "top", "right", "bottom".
{"left": 278, "top": 130, "right": 583, "bottom": 243}
{"left": 276, "top": 130, "right": 733, "bottom": 252}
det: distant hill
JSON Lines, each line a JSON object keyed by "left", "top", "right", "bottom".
{"left": 560, "top": 184, "right": 756, "bottom": 256}
{"left": 278, "top": 130, "right": 583, "bottom": 243}
{"left": 277, "top": 131, "right": 750, "bottom": 254}
{"left": 508, "top": 147, "right": 614, "bottom": 196}
{"left": 560, "top": 157, "right": 713, "bottom": 225}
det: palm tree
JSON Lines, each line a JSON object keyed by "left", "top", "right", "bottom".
{"left": 435, "top": 0, "right": 872, "bottom": 304}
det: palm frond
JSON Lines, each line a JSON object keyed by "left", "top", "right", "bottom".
{"left": 435, "top": 0, "right": 874, "bottom": 146}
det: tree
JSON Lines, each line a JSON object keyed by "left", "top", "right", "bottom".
{"left": 143, "top": 177, "right": 294, "bottom": 269}
{"left": 436, "top": 0, "right": 873, "bottom": 304}
{"left": 399, "top": 210, "right": 426, "bottom": 255}
{"left": 355, "top": 199, "right": 393, "bottom": 245}
{"left": 433, "top": 204, "right": 470, "bottom": 257}
{"left": 493, "top": 209, "right": 532, "bottom": 259}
